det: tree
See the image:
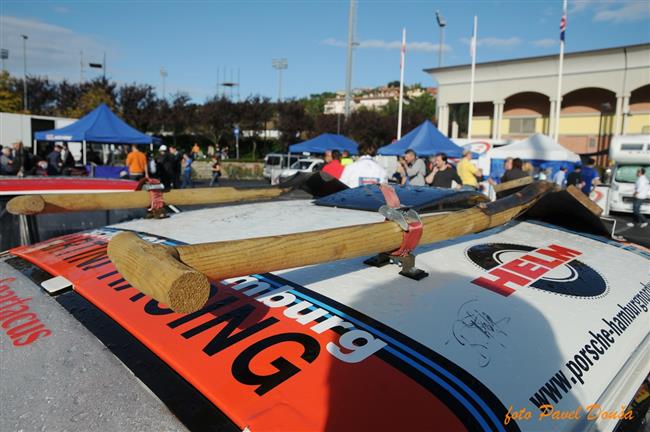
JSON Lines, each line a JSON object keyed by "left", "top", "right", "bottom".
{"left": 197, "top": 96, "right": 235, "bottom": 145}
{"left": 347, "top": 109, "right": 395, "bottom": 148}
{"left": 56, "top": 80, "right": 82, "bottom": 117}
{"left": 0, "top": 71, "right": 22, "bottom": 113}
{"left": 24, "top": 76, "right": 58, "bottom": 115}
{"left": 301, "top": 92, "right": 336, "bottom": 118}
{"left": 239, "top": 96, "right": 274, "bottom": 159}
{"left": 118, "top": 83, "right": 159, "bottom": 132}
{"left": 168, "top": 92, "right": 193, "bottom": 145}
{"left": 277, "top": 100, "right": 312, "bottom": 145}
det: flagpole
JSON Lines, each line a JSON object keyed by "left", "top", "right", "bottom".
{"left": 397, "top": 27, "right": 406, "bottom": 140}
{"left": 467, "top": 15, "right": 477, "bottom": 140}
{"left": 553, "top": 0, "right": 567, "bottom": 142}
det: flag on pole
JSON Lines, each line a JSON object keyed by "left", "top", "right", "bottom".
{"left": 560, "top": 0, "right": 567, "bottom": 41}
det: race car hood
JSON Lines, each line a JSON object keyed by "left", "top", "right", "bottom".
{"left": 4, "top": 199, "right": 650, "bottom": 431}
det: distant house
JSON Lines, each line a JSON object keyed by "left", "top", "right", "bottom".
{"left": 324, "top": 86, "right": 437, "bottom": 115}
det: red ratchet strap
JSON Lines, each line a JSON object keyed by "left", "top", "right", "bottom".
{"left": 136, "top": 177, "right": 165, "bottom": 212}
{"left": 379, "top": 184, "right": 423, "bottom": 257}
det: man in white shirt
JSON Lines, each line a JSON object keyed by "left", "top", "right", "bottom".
{"left": 340, "top": 146, "right": 387, "bottom": 188}
{"left": 628, "top": 167, "right": 648, "bottom": 228}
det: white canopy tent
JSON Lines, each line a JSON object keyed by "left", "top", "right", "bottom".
{"left": 489, "top": 133, "right": 580, "bottom": 162}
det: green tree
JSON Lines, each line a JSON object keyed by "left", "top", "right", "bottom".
{"left": 118, "top": 83, "right": 159, "bottom": 132}
{"left": 0, "top": 71, "right": 22, "bottom": 113}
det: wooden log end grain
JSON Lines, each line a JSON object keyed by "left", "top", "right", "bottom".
{"left": 6, "top": 195, "right": 46, "bottom": 215}
{"left": 107, "top": 231, "right": 210, "bottom": 313}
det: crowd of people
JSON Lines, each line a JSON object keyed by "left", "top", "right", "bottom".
{"left": 319, "top": 146, "right": 605, "bottom": 197}
{"left": 0, "top": 141, "right": 76, "bottom": 176}
{"left": 123, "top": 144, "right": 221, "bottom": 189}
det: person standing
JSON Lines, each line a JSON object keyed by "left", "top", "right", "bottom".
{"left": 340, "top": 145, "right": 387, "bottom": 188}
{"left": 628, "top": 168, "right": 648, "bottom": 228}
{"left": 181, "top": 153, "right": 194, "bottom": 188}
{"left": 457, "top": 149, "right": 482, "bottom": 190}
{"left": 11, "top": 141, "right": 35, "bottom": 176}
{"left": 191, "top": 142, "right": 201, "bottom": 158}
{"left": 580, "top": 158, "right": 600, "bottom": 195}
{"left": 500, "top": 158, "right": 528, "bottom": 183}
{"left": 425, "top": 153, "right": 462, "bottom": 189}
{"left": 156, "top": 145, "right": 174, "bottom": 188}
{"left": 60, "top": 143, "right": 75, "bottom": 175}
{"left": 169, "top": 146, "right": 182, "bottom": 188}
{"left": 0, "top": 147, "right": 14, "bottom": 175}
{"left": 46, "top": 145, "right": 63, "bottom": 176}
{"left": 322, "top": 149, "right": 345, "bottom": 179}
{"left": 125, "top": 145, "right": 148, "bottom": 180}
{"left": 399, "top": 149, "right": 426, "bottom": 186}
{"left": 553, "top": 166, "right": 568, "bottom": 188}
{"left": 209, "top": 155, "right": 222, "bottom": 187}
{"left": 566, "top": 164, "right": 584, "bottom": 189}
{"left": 340, "top": 150, "right": 354, "bottom": 167}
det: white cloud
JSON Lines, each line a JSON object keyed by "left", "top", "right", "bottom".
{"left": 322, "top": 38, "right": 451, "bottom": 53}
{"left": 593, "top": 1, "right": 650, "bottom": 22}
{"left": 531, "top": 38, "right": 557, "bottom": 48}
{"left": 460, "top": 36, "right": 523, "bottom": 48}
{"left": 0, "top": 16, "right": 112, "bottom": 81}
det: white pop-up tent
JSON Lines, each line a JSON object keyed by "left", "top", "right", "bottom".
{"left": 488, "top": 133, "right": 580, "bottom": 179}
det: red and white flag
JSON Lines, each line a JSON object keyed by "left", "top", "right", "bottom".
{"left": 560, "top": 0, "right": 567, "bottom": 41}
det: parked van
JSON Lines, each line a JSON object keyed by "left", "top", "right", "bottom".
{"left": 263, "top": 153, "right": 299, "bottom": 180}
{"left": 608, "top": 135, "right": 650, "bottom": 214}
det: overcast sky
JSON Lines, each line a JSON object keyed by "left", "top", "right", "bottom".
{"left": 1, "top": 0, "right": 649, "bottom": 102}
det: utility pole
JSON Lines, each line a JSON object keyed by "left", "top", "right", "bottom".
{"left": 344, "top": 0, "right": 356, "bottom": 120}
{"left": 21, "top": 34, "right": 28, "bottom": 111}
{"left": 272, "top": 58, "right": 287, "bottom": 102}
{"left": 435, "top": 10, "right": 446, "bottom": 68}
{"left": 80, "top": 50, "right": 84, "bottom": 82}
{"left": 160, "top": 67, "right": 168, "bottom": 99}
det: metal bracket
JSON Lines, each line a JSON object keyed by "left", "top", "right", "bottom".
{"left": 363, "top": 253, "right": 429, "bottom": 281}
{"left": 365, "top": 204, "right": 428, "bottom": 281}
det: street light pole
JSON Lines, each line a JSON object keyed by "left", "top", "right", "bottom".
{"left": 21, "top": 34, "right": 28, "bottom": 111}
{"left": 272, "top": 58, "right": 287, "bottom": 102}
{"left": 160, "top": 67, "right": 168, "bottom": 100}
{"left": 344, "top": 0, "right": 356, "bottom": 120}
{"left": 435, "top": 10, "right": 446, "bottom": 68}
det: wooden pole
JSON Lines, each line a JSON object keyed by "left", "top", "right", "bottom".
{"left": 108, "top": 181, "right": 554, "bottom": 313}
{"left": 7, "top": 186, "right": 290, "bottom": 215}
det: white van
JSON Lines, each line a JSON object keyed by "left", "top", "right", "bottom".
{"left": 263, "top": 153, "right": 299, "bottom": 181}
{"left": 608, "top": 135, "right": 650, "bottom": 214}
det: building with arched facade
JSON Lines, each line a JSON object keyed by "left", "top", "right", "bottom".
{"left": 425, "top": 43, "right": 650, "bottom": 161}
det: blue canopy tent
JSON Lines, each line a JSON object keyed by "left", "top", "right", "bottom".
{"left": 377, "top": 120, "right": 464, "bottom": 158}
{"left": 35, "top": 103, "right": 161, "bottom": 165}
{"left": 289, "top": 133, "right": 359, "bottom": 155}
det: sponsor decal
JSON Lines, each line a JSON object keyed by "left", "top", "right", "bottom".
{"left": 467, "top": 243, "right": 607, "bottom": 298}
{"left": 0, "top": 277, "right": 52, "bottom": 346}
{"left": 529, "top": 282, "right": 650, "bottom": 411}
{"left": 10, "top": 230, "right": 519, "bottom": 432}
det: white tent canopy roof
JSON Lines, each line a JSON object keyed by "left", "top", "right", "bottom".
{"left": 489, "top": 133, "right": 580, "bottom": 162}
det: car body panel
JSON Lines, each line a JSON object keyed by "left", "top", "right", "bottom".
{"left": 4, "top": 199, "right": 649, "bottom": 431}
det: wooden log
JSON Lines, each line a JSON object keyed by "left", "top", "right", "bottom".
{"left": 493, "top": 176, "right": 533, "bottom": 193}
{"left": 566, "top": 185, "right": 603, "bottom": 216}
{"left": 108, "top": 181, "right": 555, "bottom": 313}
{"left": 6, "top": 187, "right": 289, "bottom": 215}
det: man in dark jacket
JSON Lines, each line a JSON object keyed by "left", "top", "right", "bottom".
{"left": 168, "top": 146, "right": 182, "bottom": 189}
{"left": 155, "top": 145, "right": 175, "bottom": 188}
{"left": 46, "top": 145, "right": 63, "bottom": 176}
{"left": 501, "top": 158, "right": 529, "bottom": 182}
{"left": 425, "top": 153, "right": 462, "bottom": 188}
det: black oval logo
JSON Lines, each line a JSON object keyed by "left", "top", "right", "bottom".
{"left": 466, "top": 243, "right": 608, "bottom": 298}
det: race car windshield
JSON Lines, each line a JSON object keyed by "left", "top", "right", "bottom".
{"left": 615, "top": 165, "right": 650, "bottom": 183}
